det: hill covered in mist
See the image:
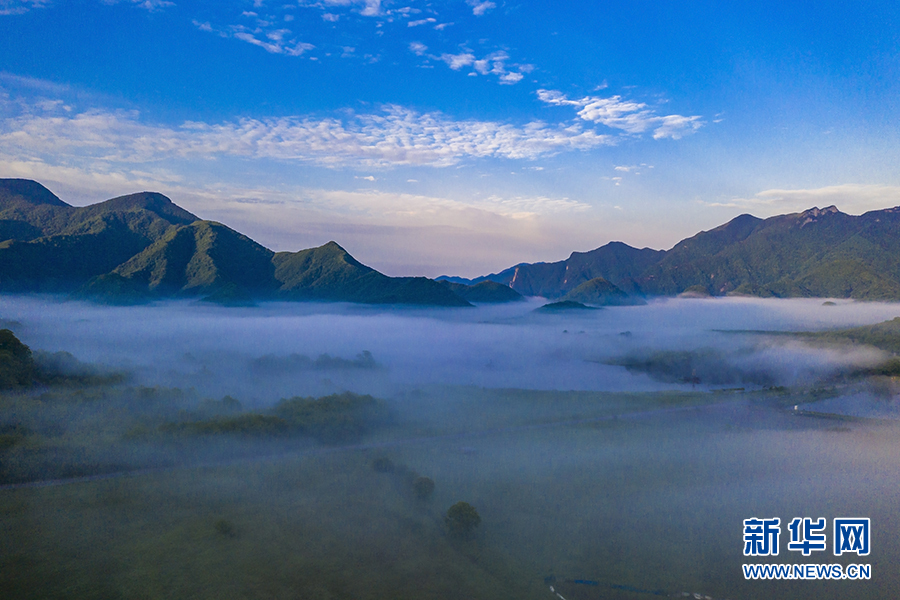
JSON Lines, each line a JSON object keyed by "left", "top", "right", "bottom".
{"left": 0, "top": 179, "right": 479, "bottom": 306}
{"left": 449, "top": 205, "right": 900, "bottom": 300}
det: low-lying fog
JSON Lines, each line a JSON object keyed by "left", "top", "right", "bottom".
{"left": 3, "top": 295, "right": 897, "bottom": 402}
{"left": 4, "top": 295, "right": 900, "bottom": 600}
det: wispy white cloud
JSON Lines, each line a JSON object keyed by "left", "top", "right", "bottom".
{"left": 0, "top": 0, "right": 49, "bottom": 16}
{"left": 408, "top": 41, "right": 427, "bottom": 56}
{"left": 466, "top": 0, "right": 495, "bottom": 16}
{"left": 537, "top": 89, "right": 703, "bottom": 139}
{"left": 194, "top": 20, "right": 315, "bottom": 57}
{"left": 359, "top": 0, "right": 380, "bottom": 16}
{"left": 127, "top": 0, "right": 174, "bottom": 10}
{"left": 0, "top": 100, "right": 614, "bottom": 169}
{"left": 440, "top": 52, "right": 476, "bottom": 70}
{"left": 3, "top": 0, "right": 173, "bottom": 14}
{"left": 302, "top": 0, "right": 382, "bottom": 17}
{"left": 434, "top": 50, "right": 532, "bottom": 85}
{"left": 407, "top": 17, "right": 435, "bottom": 27}
{"left": 614, "top": 163, "right": 652, "bottom": 174}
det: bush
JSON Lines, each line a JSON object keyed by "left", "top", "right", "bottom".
{"left": 445, "top": 501, "right": 480, "bottom": 537}
{"left": 272, "top": 392, "right": 386, "bottom": 443}
{"left": 161, "top": 414, "right": 290, "bottom": 437}
{"left": 0, "top": 329, "right": 34, "bottom": 389}
{"left": 214, "top": 519, "right": 235, "bottom": 538}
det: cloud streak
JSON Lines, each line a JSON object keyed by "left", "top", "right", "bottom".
{"left": 0, "top": 101, "right": 613, "bottom": 169}
{"left": 466, "top": 0, "right": 495, "bottom": 16}
{"left": 0, "top": 0, "right": 48, "bottom": 14}
{"left": 194, "top": 19, "right": 315, "bottom": 57}
{"left": 537, "top": 89, "right": 703, "bottom": 139}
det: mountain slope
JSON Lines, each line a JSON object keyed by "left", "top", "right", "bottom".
{"left": 636, "top": 206, "right": 900, "bottom": 299}
{"left": 113, "top": 221, "right": 278, "bottom": 296}
{"left": 466, "top": 205, "right": 900, "bottom": 300}
{"left": 463, "top": 241, "right": 665, "bottom": 299}
{"left": 0, "top": 180, "right": 470, "bottom": 305}
{"left": 438, "top": 280, "right": 524, "bottom": 303}
{"left": 7, "top": 178, "right": 900, "bottom": 303}
{"left": 274, "top": 242, "right": 470, "bottom": 306}
{"left": 562, "top": 277, "right": 642, "bottom": 306}
{"left": 0, "top": 181, "right": 205, "bottom": 292}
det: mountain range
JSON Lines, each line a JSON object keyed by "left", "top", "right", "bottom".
{"left": 446, "top": 205, "right": 900, "bottom": 301}
{"left": 2, "top": 178, "right": 900, "bottom": 305}
{"left": 0, "top": 179, "right": 486, "bottom": 306}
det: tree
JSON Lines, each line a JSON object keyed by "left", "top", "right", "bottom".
{"left": 445, "top": 501, "right": 480, "bottom": 537}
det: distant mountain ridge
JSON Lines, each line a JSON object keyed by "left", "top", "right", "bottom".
{"left": 445, "top": 204, "right": 900, "bottom": 301}
{"left": 5, "top": 178, "right": 900, "bottom": 304}
{"left": 0, "top": 179, "right": 472, "bottom": 306}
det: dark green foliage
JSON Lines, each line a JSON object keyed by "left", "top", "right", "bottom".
{"left": 0, "top": 328, "right": 34, "bottom": 388}
{"left": 154, "top": 392, "right": 388, "bottom": 443}
{"left": 0, "top": 178, "right": 69, "bottom": 209}
{"left": 272, "top": 392, "right": 387, "bottom": 443}
{"left": 32, "top": 350, "right": 127, "bottom": 386}
{"left": 679, "top": 285, "right": 712, "bottom": 297}
{"left": 114, "top": 221, "right": 278, "bottom": 297}
{"left": 562, "top": 277, "right": 643, "bottom": 306}
{"left": 868, "top": 358, "right": 900, "bottom": 377}
{"left": 439, "top": 280, "right": 524, "bottom": 303}
{"left": 445, "top": 501, "right": 481, "bottom": 537}
{"left": 0, "top": 424, "right": 30, "bottom": 450}
{"left": 200, "top": 283, "right": 256, "bottom": 306}
{"left": 196, "top": 395, "right": 243, "bottom": 417}
{"left": 797, "top": 317, "right": 900, "bottom": 377}
{"left": 412, "top": 476, "right": 435, "bottom": 500}
{"left": 606, "top": 349, "right": 778, "bottom": 386}
{"left": 535, "top": 300, "right": 599, "bottom": 312}
{"left": 214, "top": 519, "right": 236, "bottom": 538}
{"left": 73, "top": 273, "right": 153, "bottom": 305}
{"left": 472, "top": 241, "right": 665, "bottom": 298}
{"left": 0, "top": 181, "right": 201, "bottom": 293}
{"left": 273, "top": 241, "right": 471, "bottom": 306}
{"left": 802, "top": 317, "right": 900, "bottom": 355}
{"left": 471, "top": 205, "right": 900, "bottom": 300}
{"left": 160, "top": 414, "right": 290, "bottom": 437}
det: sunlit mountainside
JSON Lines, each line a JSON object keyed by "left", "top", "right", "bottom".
{"left": 0, "top": 178, "right": 474, "bottom": 306}
{"left": 451, "top": 206, "right": 900, "bottom": 300}
{"left": 4, "top": 177, "right": 900, "bottom": 304}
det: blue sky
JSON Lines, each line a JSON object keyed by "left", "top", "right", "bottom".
{"left": 1, "top": 0, "right": 898, "bottom": 276}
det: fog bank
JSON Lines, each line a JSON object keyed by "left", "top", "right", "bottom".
{"left": 1, "top": 295, "right": 897, "bottom": 403}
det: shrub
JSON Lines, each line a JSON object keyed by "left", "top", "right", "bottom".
{"left": 0, "top": 329, "right": 34, "bottom": 389}
{"left": 214, "top": 519, "right": 235, "bottom": 537}
{"left": 272, "top": 392, "right": 387, "bottom": 443}
{"left": 445, "top": 501, "right": 480, "bottom": 537}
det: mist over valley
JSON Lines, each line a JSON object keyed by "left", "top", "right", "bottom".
{"left": 2, "top": 293, "right": 900, "bottom": 599}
